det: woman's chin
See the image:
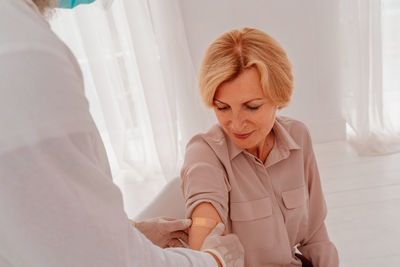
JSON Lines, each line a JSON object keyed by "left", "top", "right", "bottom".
{"left": 230, "top": 137, "right": 255, "bottom": 150}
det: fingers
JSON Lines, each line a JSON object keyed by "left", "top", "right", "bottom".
{"left": 159, "top": 217, "right": 175, "bottom": 222}
{"left": 170, "top": 230, "right": 188, "bottom": 244}
{"left": 167, "top": 238, "right": 185, "bottom": 248}
{"left": 208, "top": 222, "right": 225, "bottom": 236}
{"left": 163, "top": 218, "right": 192, "bottom": 232}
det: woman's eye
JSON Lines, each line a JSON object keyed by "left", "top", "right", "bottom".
{"left": 247, "top": 106, "right": 260, "bottom": 110}
{"left": 217, "top": 106, "right": 229, "bottom": 111}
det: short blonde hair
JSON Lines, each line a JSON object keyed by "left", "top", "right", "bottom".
{"left": 198, "top": 28, "right": 293, "bottom": 109}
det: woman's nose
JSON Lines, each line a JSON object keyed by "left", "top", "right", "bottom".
{"left": 231, "top": 111, "right": 247, "bottom": 132}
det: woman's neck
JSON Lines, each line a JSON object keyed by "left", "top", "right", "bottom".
{"left": 248, "top": 130, "right": 275, "bottom": 163}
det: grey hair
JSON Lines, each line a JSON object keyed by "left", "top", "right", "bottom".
{"left": 32, "top": 0, "right": 57, "bottom": 16}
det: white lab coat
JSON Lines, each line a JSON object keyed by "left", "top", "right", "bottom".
{"left": 0, "top": 0, "right": 216, "bottom": 266}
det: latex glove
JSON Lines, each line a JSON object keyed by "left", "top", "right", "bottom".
{"left": 132, "top": 217, "right": 191, "bottom": 248}
{"left": 201, "top": 223, "right": 244, "bottom": 267}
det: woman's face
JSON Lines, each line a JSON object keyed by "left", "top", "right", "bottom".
{"left": 213, "top": 67, "right": 277, "bottom": 152}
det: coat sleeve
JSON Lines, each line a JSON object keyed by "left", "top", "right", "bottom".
{"left": 298, "top": 129, "right": 339, "bottom": 267}
{"left": 0, "top": 133, "right": 217, "bottom": 267}
{"left": 0, "top": 46, "right": 216, "bottom": 267}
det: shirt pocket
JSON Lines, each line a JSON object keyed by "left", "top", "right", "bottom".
{"left": 281, "top": 186, "right": 309, "bottom": 243}
{"left": 230, "top": 197, "right": 275, "bottom": 250}
{"left": 282, "top": 186, "right": 308, "bottom": 209}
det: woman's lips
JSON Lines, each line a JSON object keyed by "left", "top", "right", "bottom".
{"left": 233, "top": 131, "right": 254, "bottom": 139}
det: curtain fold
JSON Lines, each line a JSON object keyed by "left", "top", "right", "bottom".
{"left": 50, "top": 0, "right": 210, "bottom": 184}
{"left": 340, "top": 0, "right": 400, "bottom": 156}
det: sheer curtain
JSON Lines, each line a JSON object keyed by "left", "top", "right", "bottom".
{"left": 50, "top": 1, "right": 210, "bottom": 189}
{"left": 340, "top": 0, "right": 400, "bottom": 156}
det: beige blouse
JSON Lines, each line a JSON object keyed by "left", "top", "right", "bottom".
{"left": 181, "top": 116, "right": 339, "bottom": 267}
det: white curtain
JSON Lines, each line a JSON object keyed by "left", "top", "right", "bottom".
{"left": 340, "top": 0, "right": 400, "bottom": 156}
{"left": 50, "top": 0, "right": 211, "bottom": 185}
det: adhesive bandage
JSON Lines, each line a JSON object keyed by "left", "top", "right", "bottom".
{"left": 192, "top": 217, "right": 218, "bottom": 229}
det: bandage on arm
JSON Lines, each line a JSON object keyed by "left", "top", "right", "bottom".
{"left": 189, "top": 202, "right": 223, "bottom": 250}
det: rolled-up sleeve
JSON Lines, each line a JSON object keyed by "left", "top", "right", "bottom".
{"left": 181, "top": 136, "right": 231, "bottom": 227}
{"left": 298, "top": 132, "right": 339, "bottom": 267}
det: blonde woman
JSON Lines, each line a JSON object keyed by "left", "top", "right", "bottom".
{"left": 181, "top": 28, "right": 339, "bottom": 266}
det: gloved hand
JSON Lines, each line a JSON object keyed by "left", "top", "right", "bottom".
{"left": 201, "top": 223, "right": 244, "bottom": 267}
{"left": 131, "top": 217, "right": 191, "bottom": 248}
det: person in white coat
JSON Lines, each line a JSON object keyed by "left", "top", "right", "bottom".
{"left": 0, "top": 0, "right": 244, "bottom": 266}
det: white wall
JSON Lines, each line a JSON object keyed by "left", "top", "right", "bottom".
{"left": 179, "top": 0, "right": 346, "bottom": 143}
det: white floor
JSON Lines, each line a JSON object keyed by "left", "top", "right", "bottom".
{"left": 118, "top": 141, "right": 400, "bottom": 266}
{"left": 314, "top": 141, "right": 400, "bottom": 267}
